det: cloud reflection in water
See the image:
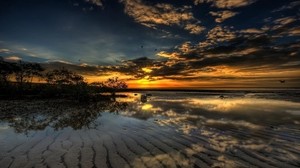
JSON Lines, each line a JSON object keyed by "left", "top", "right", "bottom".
{"left": 0, "top": 91, "right": 300, "bottom": 167}
{"left": 120, "top": 92, "right": 300, "bottom": 129}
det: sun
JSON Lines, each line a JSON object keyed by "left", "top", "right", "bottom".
{"left": 137, "top": 76, "right": 151, "bottom": 86}
{"left": 136, "top": 68, "right": 153, "bottom": 87}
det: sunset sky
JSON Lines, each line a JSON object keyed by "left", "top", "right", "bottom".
{"left": 0, "top": 0, "right": 299, "bottom": 88}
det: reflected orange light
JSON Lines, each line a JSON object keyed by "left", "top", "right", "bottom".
{"left": 188, "top": 98, "right": 300, "bottom": 113}
{"left": 142, "top": 104, "right": 153, "bottom": 110}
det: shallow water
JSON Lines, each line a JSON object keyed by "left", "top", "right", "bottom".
{"left": 0, "top": 90, "right": 300, "bottom": 168}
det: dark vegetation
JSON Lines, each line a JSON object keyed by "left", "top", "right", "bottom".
{"left": 0, "top": 99, "right": 128, "bottom": 133}
{"left": 0, "top": 57, "right": 127, "bottom": 101}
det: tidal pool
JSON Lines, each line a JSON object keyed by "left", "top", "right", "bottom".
{"left": 0, "top": 90, "right": 300, "bottom": 168}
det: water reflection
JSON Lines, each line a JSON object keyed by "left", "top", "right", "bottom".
{"left": 0, "top": 100, "right": 128, "bottom": 133}
{"left": 1, "top": 92, "right": 300, "bottom": 134}
{"left": 120, "top": 92, "right": 300, "bottom": 128}
{"left": 0, "top": 91, "right": 300, "bottom": 167}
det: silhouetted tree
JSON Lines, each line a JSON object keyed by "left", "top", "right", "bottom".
{"left": 90, "top": 82, "right": 105, "bottom": 87}
{"left": 45, "top": 68, "right": 87, "bottom": 99}
{"left": 102, "top": 77, "right": 128, "bottom": 97}
{"left": 0, "top": 57, "right": 15, "bottom": 86}
{"left": 14, "top": 61, "right": 44, "bottom": 91}
{"left": 27, "top": 63, "right": 44, "bottom": 83}
{"left": 46, "top": 68, "right": 84, "bottom": 85}
{"left": 89, "top": 81, "right": 105, "bottom": 93}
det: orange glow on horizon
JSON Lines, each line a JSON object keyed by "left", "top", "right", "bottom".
{"left": 83, "top": 75, "right": 299, "bottom": 88}
{"left": 81, "top": 66, "right": 300, "bottom": 88}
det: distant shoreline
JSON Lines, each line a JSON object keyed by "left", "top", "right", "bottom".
{"left": 123, "top": 87, "right": 300, "bottom": 92}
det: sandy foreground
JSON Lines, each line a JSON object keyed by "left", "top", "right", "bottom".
{"left": 0, "top": 95, "right": 300, "bottom": 168}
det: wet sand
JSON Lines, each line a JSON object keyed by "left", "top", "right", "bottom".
{"left": 0, "top": 91, "right": 300, "bottom": 168}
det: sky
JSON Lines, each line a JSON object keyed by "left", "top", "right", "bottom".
{"left": 0, "top": 0, "right": 299, "bottom": 88}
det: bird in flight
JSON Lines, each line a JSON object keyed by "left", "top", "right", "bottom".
{"left": 279, "top": 80, "right": 285, "bottom": 83}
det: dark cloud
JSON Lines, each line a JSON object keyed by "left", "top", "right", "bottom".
{"left": 272, "top": 1, "right": 300, "bottom": 12}
{"left": 119, "top": 0, "right": 205, "bottom": 34}
{"left": 209, "top": 10, "right": 239, "bottom": 23}
{"left": 194, "top": 0, "right": 257, "bottom": 9}
{"left": 42, "top": 61, "right": 97, "bottom": 73}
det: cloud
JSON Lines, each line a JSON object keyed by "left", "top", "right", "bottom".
{"left": 46, "top": 60, "right": 73, "bottom": 65}
{"left": 194, "top": 0, "right": 256, "bottom": 9}
{"left": 273, "top": 16, "right": 297, "bottom": 26}
{"left": 119, "top": 0, "right": 205, "bottom": 34}
{"left": 287, "top": 27, "right": 300, "bottom": 36}
{"left": 100, "top": 57, "right": 165, "bottom": 79}
{"left": 206, "top": 26, "right": 237, "bottom": 45}
{"left": 177, "top": 41, "right": 197, "bottom": 54}
{"left": 151, "top": 62, "right": 188, "bottom": 77}
{"left": 184, "top": 24, "right": 206, "bottom": 34}
{"left": 209, "top": 10, "right": 238, "bottom": 23}
{"left": 120, "top": 0, "right": 192, "bottom": 26}
{"left": 156, "top": 42, "right": 201, "bottom": 61}
{"left": 268, "top": 16, "right": 299, "bottom": 37}
{"left": 41, "top": 61, "right": 100, "bottom": 76}
{"left": 270, "top": 16, "right": 297, "bottom": 33}
{"left": 0, "top": 48, "right": 11, "bottom": 54}
{"left": 151, "top": 28, "right": 300, "bottom": 82}
{"left": 240, "top": 28, "right": 264, "bottom": 34}
{"left": 156, "top": 51, "right": 182, "bottom": 60}
{"left": 272, "top": 1, "right": 300, "bottom": 12}
{"left": 167, "top": 26, "right": 238, "bottom": 53}
{"left": 3, "top": 56, "right": 22, "bottom": 62}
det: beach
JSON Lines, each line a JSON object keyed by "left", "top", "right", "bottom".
{"left": 0, "top": 90, "right": 300, "bottom": 168}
